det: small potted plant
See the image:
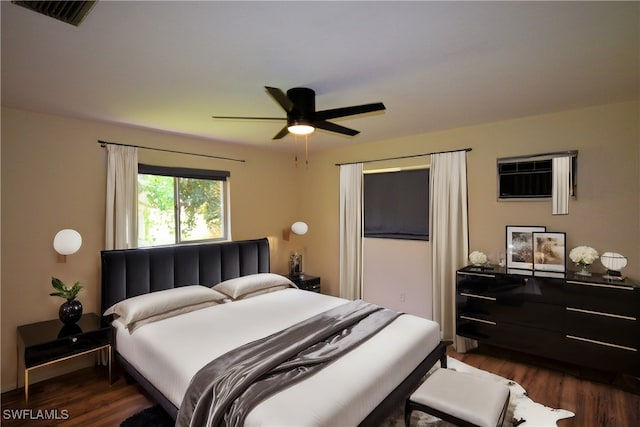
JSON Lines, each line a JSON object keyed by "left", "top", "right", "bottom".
{"left": 50, "top": 277, "right": 83, "bottom": 324}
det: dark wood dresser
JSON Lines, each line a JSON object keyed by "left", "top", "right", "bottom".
{"left": 456, "top": 265, "right": 639, "bottom": 377}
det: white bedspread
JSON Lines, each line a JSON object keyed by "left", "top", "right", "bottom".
{"left": 114, "top": 289, "right": 440, "bottom": 426}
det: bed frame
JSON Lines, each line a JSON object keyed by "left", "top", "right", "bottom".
{"left": 100, "top": 237, "right": 446, "bottom": 425}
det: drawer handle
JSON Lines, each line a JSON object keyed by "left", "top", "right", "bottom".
{"left": 71, "top": 337, "right": 78, "bottom": 343}
{"left": 566, "top": 280, "right": 634, "bottom": 291}
{"left": 459, "top": 315, "right": 497, "bottom": 325}
{"left": 566, "top": 307, "right": 636, "bottom": 321}
{"left": 458, "top": 272, "right": 496, "bottom": 278}
{"left": 460, "top": 292, "right": 496, "bottom": 301}
{"left": 566, "top": 335, "right": 637, "bottom": 352}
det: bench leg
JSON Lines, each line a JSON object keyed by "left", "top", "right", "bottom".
{"left": 404, "top": 400, "right": 412, "bottom": 427}
{"left": 440, "top": 340, "right": 452, "bottom": 368}
{"left": 440, "top": 352, "right": 447, "bottom": 368}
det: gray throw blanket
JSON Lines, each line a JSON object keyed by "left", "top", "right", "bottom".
{"left": 176, "top": 300, "right": 401, "bottom": 427}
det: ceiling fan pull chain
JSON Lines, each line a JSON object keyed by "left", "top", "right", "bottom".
{"left": 305, "top": 135, "right": 309, "bottom": 168}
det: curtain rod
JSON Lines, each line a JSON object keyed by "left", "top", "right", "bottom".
{"left": 97, "top": 140, "right": 246, "bottom": 163}
{"left": 334, "top": 148, "right": 472, "bottom": 166}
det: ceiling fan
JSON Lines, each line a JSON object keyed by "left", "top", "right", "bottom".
{"left": 212, "top": 86, "right": 386, "bottom": 140}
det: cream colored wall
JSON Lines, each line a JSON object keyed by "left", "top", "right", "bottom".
{"left": 0, "top": 107, "right": 300, "bottom": 392}
{"left": 300, "top": 101, "right": 640, "bottom": 298}
{"left": 363, "top": 238, "right": 431, "bottom": 318}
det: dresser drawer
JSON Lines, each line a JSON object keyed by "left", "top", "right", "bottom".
{"left": 564, "top": 280, "right": 639, "bottom": 317}
{"left": 24, "top": 328, "right": 112, "bottom": 368}
{"left": 457, "top": 317, "right": 564, "bottom": 360}
{"left": 457, "top": 271, "right": 525, "bottom": 295}
{"left": 564, "top": 334, "right": 640, "bottom": 376}
{"left": 457, "top": 313, "right": 499, "bottom": 341}
{"left": 564, "top": 307, "right": 639, "bottom": 350}
{"left": 457, "top": 273, "right": 563, "bottom": 304}
{"left": 458, "top": 292, "right": 563, "bottom": 332}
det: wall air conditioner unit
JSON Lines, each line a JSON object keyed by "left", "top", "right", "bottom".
{"left": 11, "top": 1, "right": 97, "bottom": 26}
{"left": 497, "top": 151, "right": 577, "bottom": 201}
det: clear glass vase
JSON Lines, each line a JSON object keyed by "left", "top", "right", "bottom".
{"left": 575, "top": 262, "right": 591, "bottom": 276}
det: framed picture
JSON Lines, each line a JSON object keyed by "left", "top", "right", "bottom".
{"left": 506, "top": 225, "right": 546, "bottom": 270}
{"left": 533, "top": 232, "right": 566, "bottom": 273}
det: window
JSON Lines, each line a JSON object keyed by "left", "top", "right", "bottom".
{"left": 363, "top": 168, "right": 430, "bottom": 241}
{"left": 137, "top": 164, "right": 229, "bottom": 246}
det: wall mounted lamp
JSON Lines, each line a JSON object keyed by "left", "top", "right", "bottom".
{"left": 291, "top": 221, "right": 309, "bottom": 235}
{"left": 53, "top": 229, "right": 82, "bottom": 263}
{"left": 282, "top": 221, "right": 308, "bottom": 241}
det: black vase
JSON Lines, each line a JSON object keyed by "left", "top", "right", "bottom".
{"left": 59, "top": 299, "right": 83, "bottom": 324}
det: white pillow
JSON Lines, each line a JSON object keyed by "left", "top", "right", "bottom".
{"left": 126, "top": 300, "right": 220, "bottom": 332}
{"left": 212, "top": 273, "right": 297, "bottom": 300}
{"left": 104, "top": 285, "right": 228, "bottom": 328}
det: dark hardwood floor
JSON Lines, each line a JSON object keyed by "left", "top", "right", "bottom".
{"left": 2, "top": 347, "right": 638, "bottom": 426}
{"left": 451, "top": 346, "right": 640, "bottom": 427}
{"left": 1, "top": 365, "right": 153, "bottom": 427}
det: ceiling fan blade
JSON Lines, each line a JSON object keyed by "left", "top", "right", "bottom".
{"left": 265, "top": 86, "right": 294, "bottom": 113}
{"left": 315, "top": 102, "right": 386, "bottom": 120}
{"left": 212, "top": 116, "right": 284, "bottom": 120}
{"left": 273, "top": 125, "right": 290, "bottom": 140}
{"left": 314, "top": 120, "right": 360, "bottom": 136}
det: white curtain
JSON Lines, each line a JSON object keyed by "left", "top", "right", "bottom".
{"left": 429, "top": 151, "right": 475, "bottom": 352}
{"left": 552, "top": 156, "right": 571, "bottom": 215}
{"left": 339, "top": 163, "right": 363, "bottom": 300}
{"left": 105, "top": 144, "right": 138, "bottom": 250}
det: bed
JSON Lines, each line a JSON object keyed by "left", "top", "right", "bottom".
{"left": 101, "top": 238, "right": 446, "bottom": 426}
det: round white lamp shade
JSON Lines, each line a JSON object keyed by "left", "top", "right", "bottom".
{"left": 600, "top": 252, "right": 627, "bottom": 271}
{"left": 601, "top": 252, "right": 627, "bottom": 280}
{"left": 53, "top": 229, "right": 82, "bottom": 255}
{"left": 291, "top": 221, "right": 308, "bottom": 235}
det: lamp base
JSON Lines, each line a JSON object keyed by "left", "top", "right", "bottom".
{"left": 603, "top": 270, "right": 625, "bottom": 281}
{"left": 289, "top": 253, "right": 302, "bottom": 277}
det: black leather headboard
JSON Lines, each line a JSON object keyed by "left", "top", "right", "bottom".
{"left": 100, "top": 238, "right": 270, "bottom": 314}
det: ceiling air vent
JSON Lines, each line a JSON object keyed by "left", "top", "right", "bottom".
{"left": 12, "top": 1, "right": 97, "bottom": 26}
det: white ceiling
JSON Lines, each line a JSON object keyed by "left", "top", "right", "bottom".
{"left": 2, "top": 1, "right": 638, "bottom": 152}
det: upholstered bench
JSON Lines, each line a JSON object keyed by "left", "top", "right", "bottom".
{"left": 405, "top": 368, "right": 510, "bottom": 427}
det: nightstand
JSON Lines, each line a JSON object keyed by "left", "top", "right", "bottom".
{"left": 288, "top": 274, "right": 321, "bottom": 293}
{"left": 17, "top": 313, "right": 112, "bottom": 402}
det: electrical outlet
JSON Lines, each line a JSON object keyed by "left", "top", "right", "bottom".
{"left": 400, "top": 292, "right": 406, "bottom": 302}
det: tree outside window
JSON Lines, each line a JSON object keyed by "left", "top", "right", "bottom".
{"left": 137, "top": 165, "right": 229, "bottom": 246}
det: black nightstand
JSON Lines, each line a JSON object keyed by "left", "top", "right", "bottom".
{"left": 17, "top": 313, "right": 112, "bottom": 402}
{"left": 288, "top": 274, "right": 321, "bottom": 293}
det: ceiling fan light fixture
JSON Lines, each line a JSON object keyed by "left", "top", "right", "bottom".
{"left": 287, "top": 123, "right": 315, "bottom": 135}
{"left": 213, "top": 86, "right": 385, "bottom": 140}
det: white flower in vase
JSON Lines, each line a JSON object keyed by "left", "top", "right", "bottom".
{"left": 469, "top": 251, "right": 488, "bottom": 266}
{"left": 569, "top": 246, "right": 598, "bottom": 276}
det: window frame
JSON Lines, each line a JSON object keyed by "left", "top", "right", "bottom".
{"left": 137, "top": 164, "right": 230, "bottom": 246}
